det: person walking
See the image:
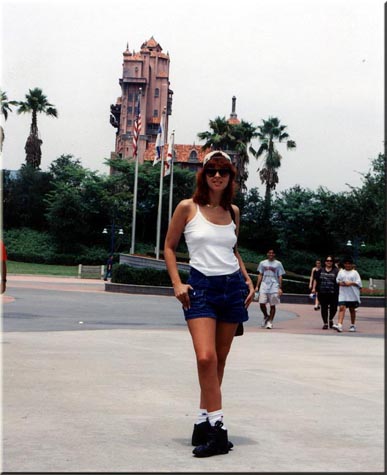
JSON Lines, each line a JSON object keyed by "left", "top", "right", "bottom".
{"left": 311, "top": 255, "right": 339, "bottom": 329}
{"left": 104, "top": 255, "right": 114, "bottom": 281}
{"left": 309, "top": 259, "right": 321, "bottom": 310}
{"left": 254, "top": 249, "right": 285, "bottom": 329}
{"left": 333, "top": 257, "right": 362, "bottom": 333}
{"left": 164, "top": 150, "right": 254, "bottom": 458}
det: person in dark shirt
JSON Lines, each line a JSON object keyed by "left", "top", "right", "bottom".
{"left": 311, "top": 255, "right": 339, "bottom": 329}
{"left": 104, "top": 255, "right": 114, "bottom": 281}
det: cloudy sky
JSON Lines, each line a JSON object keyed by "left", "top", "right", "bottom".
{"left": 1, "top": 0, "right": 384, "bottom": 194}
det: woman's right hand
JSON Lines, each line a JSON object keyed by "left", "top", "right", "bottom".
{"left": 173, "top": 282, "right": 193, "bottom": 310}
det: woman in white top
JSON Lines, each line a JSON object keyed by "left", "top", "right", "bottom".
{"left": 164, "top": 151, "right": 254, "bottom": 457}
{"left": 333, "top": 257, "right": 362, "bottom": 333}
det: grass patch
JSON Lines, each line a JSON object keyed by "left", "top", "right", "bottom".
{"left": 8, "top": 261, "right": 78, "bottom": 277}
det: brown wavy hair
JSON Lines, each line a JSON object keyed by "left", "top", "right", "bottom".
{"left": 192, "top": 154, "right": 237, "bottom": 209}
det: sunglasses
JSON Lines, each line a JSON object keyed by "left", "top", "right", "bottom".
{"left": 326, "top": 259, "right": 333, "bottom": 262}
{"left": 204, "top": 168, "right": 231, "bottom": 178}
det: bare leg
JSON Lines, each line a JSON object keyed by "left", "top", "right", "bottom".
{"left": 349, "top": 308, "right": 356, "bottom": 325}
{"left": 269, "top": 305, "right": 276, "bottom": 322}
{"left": 260, "top": 304, "right": 269, "bottom": 319}
{"left": 188, "top": 318, "right": 237, "bottom": 413}
{"left": 337, "top": 305, "right": 346, "bottom": 325}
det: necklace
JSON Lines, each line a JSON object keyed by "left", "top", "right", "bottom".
{"left": 206, "top": 204, "right": 219, "bottom": 209}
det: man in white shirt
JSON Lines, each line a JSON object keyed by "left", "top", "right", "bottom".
{"left": 255, "top": 249, "right": 286, "bottom": 329}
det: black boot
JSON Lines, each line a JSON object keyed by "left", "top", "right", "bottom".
{"left": 191, "top": 420, "right": 211, "bottom": 446}
{"left": 192, "top": 419, "right": 234, "bottom": 449}
{"left": 192, "top": 421, "right": 230, "bottom": 457}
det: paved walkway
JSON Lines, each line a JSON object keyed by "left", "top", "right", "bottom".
{"left": 2, "top": 275, "right": 385, "bottom": 473}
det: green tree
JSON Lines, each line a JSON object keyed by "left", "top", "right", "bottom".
{"left": 17, "top": 88, "right": 58, "bottom": 169}
{"left": 45, "top": 155, "right": 107, "bottom": 251}
{"left": 273, "top": 186, "right": 336, "bottom": 255}
{"left": 3, "top": 165, "right": 53, "bottom": 230}
{"left": 250, "top": 117, "right": 296, "bottom": 212}
{"left": 198, "top": 116, "right": 257, "bottom": 192}
{"left": 0, "top": 89, "right": 18, "bottom": 151}
{"left": 238, "top": 187, "right": 274, "bottom": 250}
{"left": 105, "top": 158, "right": 196, "bottom": 245}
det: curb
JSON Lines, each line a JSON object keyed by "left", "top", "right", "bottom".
{"left": 105, "top": 283, "right": 385, "bottom": 307}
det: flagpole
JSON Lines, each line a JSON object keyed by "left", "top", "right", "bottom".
{"left": 168, "top": 131, "right": 175, "bottom": 224}
{"left": 155, "top": 109, "right": 166, "bottom": 260}
{"left": 130, "top": 88, "right": 141, "bottom": 255}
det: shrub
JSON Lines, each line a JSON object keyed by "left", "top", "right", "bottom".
{"left": 3, "top": 228, "right": 109, "bottom": 265}
{"left": 112, "top": 264, "right": 188, "bottom": 286}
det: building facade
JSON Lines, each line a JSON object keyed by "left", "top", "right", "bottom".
{"left": 110, "top": 37, "right": 173, "bottom": 161}
{"left": 110, "top": 38, "right": 241, "bottom": 175}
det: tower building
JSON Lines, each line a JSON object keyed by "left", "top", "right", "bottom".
{"left": 110, "top": 37, "right": 173, "bottom": 162}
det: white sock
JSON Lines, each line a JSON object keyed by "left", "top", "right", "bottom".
{"left": 196, "top": 408, "right": 208, "bottom": 425}
{"left": 208, "top": 410, "right": 226, "bottom": 430}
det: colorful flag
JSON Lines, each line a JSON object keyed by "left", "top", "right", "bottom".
{"left": 132, "top": 92, "right": 141, "bottom": 157}
{"left": 153, "top": 116, "right": 165, "bottom": 165}
{"left": 163, "top": 132, "right": 175, "bottom": 177}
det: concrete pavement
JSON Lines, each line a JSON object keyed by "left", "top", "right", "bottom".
{"left": 1, "top": 275, "right": 385, "bottom": 473}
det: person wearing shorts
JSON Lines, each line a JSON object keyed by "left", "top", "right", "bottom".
{"left": 255, "top": 249, "right": 285, "bottom": 329}
{"left": 333, "top": 257, "right": 362, "bottom": 333}
{"left": 164, "top": 151, "right": 254, "bottom": 458}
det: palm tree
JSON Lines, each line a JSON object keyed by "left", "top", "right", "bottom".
{"left": 198, "top": 116, "right": 257, "bottom": 191}
{"left": 250, "top": 116, "right": 296, "bottom": 209}
{"left": 17, "top": 87, "right": 58, "bottom": 168}
{"left": 197, "top": 116, "right": 235, "bottom": 151}
{"left": 0, "top": 90, "right": 18, "bottom": 151}
{"left": 230, "top": 120, "right": 257, "bottom": 191}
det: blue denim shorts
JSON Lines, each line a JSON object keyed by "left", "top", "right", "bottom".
{"left": 183, "top": 267, "right": 250, "bottom": 323}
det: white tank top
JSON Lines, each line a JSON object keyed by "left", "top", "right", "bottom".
{"left": 184, "top": 205, "right": 240, "bottom": 276}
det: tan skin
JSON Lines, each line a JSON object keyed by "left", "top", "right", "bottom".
{"left": 164, "top": 168, "right": 254, "bottom": 413}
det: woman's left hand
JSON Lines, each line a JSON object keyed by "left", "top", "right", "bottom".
{"left": 244, "top": 282, "right": 255, "bottom": 308}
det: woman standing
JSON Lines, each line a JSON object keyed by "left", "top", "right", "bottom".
{"left": 164, "top": 151, "right": 254, "bottom": 457}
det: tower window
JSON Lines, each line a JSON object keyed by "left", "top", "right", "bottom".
{"left": 128, "top": 93, "right": 133, "bottom": 102}
{"left": 128, "top": 106, "right": 133, "bottom": 114}
{"left": 153, "top": 110, "right": 158, "bottom": 118}
{"left": 154, "top": 88, "right": 160, "bottom": 98}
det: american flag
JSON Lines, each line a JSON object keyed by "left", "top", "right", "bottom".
{"left": 132, "top": 91, "right": 141, "bottom": 157}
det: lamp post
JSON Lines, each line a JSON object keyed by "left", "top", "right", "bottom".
{"left": 102, "top": 224, "right": 124, "bottom": 254}
{"left": 346, "top": 237, "right": 365, "bottom": 265}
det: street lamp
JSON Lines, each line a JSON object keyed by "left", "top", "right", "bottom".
{"left": 346, "top": 238, "right": 365, "bottom": 265}
{"left": 102, "top": 225, "right": 124, "bottom": 254}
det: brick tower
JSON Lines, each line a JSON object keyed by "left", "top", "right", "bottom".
{"left": 110, "top": 37, "right": 173, "bottom": 162}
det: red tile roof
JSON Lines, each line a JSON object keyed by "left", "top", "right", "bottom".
{"left": 143, "top": 144, "right": 210, "bottom": 163}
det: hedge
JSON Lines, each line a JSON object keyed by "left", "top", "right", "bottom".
{"left": 112, "top": 264, "right": 311, "bottom": 295}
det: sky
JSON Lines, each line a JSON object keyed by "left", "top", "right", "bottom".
{"left": 1, "top": 0, "right": 384, "bottom": 195}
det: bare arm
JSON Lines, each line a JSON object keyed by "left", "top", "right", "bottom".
{"left": 232, "top": 205, "right": 254, "bottom": 307}
{"left": 164, "top": 199, "right": 193, "bottom": 310}
{"left": 278, "top": 275, "right": 283, "bottom": 296}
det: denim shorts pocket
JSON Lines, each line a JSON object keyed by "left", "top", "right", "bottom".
{"left": 188, "top": 288, "right": 207, "bottom": 310}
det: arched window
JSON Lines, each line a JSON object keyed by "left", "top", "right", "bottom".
{"left": 188, "top": 150, "right": 198, "bottom": 162}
